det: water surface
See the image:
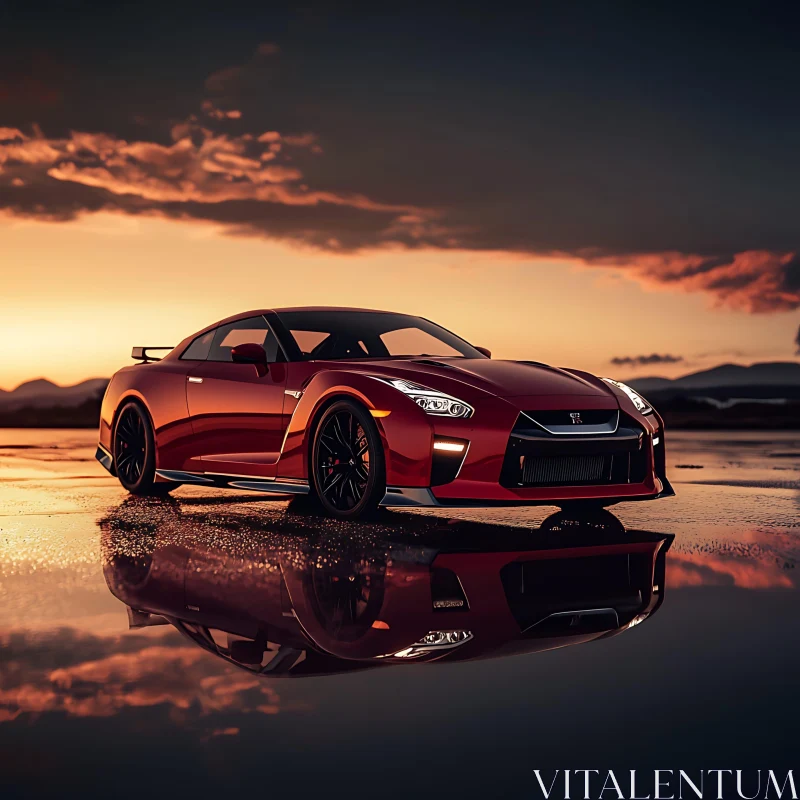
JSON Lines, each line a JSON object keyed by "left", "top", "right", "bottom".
{"left": 1, "top": 430, "right": 798, "bottom": 798}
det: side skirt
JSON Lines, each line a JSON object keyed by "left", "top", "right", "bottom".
{"left": 155, "top": 469, "right": 310, "bottom": 496}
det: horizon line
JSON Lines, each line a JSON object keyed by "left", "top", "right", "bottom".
{"left": 4, "top": 359, "right": 800, "bottom": 394}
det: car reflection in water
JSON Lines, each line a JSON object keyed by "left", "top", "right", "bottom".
{"left": 100, "top": 499, "right": 672, "bottom": 677}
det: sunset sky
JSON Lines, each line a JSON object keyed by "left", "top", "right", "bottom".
{"left": 1, "top": 3, "right": 799, "bottom": 389}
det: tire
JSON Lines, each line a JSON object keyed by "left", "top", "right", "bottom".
{"left": 555, "top": 501, "right": 619, "bottom": 527}
{"left": 113, "top": 401, "right": 173, "bottom": 496}
{"left": 557, "top": 500, "right": 617, "bottom": 513}
{"left": 310, "top": 399, "right": 386, "bottom": 519}
{"left": 305, "top": 553, "right": 387, "bottom": 640}
{"left": 542, "top": 508, "right": 624, "bottom": 533}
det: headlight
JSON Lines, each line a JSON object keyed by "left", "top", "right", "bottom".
{"left": 372, "top": 377, "right": 474, "bottom": 418}
{"left": 626, "top": 612, "right": 650, "bottom": 629}
{"left": 391, "top": 630, "right": 474, "bottom": 658}
{"left": 601, "top": 378, "right": 652, "bottom": 415}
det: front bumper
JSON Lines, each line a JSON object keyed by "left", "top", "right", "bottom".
{"left": 380, "top": 476, "right": 674, "bottom": 508}
{"left": 381, "top": 406, "right": 673, "bottom": 508}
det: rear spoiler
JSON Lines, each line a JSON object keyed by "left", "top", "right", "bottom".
{"left": 131, "top": 346, "right": 173, "bottom": 363}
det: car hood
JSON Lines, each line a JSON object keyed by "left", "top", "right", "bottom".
{"left": 338, "top": 358, "right": 615, "bottom": 399}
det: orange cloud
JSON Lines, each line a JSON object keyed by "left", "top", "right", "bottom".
{"left": 582, "top": 250, "right": 800, "bottom": 313}
{"left": 0, "top": 127, "right": 26, "bottom": 139}
{"left": 668, "top": 551, "right": 795, "bottom": 589}
{"left": 0, "top": 123, "right": 423, "bottom": 216}
{"left": 0, "top": 631, "right": 280, "bottom": 724}
{"left": 201, "top": 100, "right": 243, "bottom": 120}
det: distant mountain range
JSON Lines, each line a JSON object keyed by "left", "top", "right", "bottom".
{"left": 0, "top": 378, "right": 109, "bottom": 411}
{"left": 0, "top": 378, "right": 109, "bottom": 428}
{"left": 629, "top": 361, "right": 800, "bottom": 394}
{"left": 628, "top": 361, "right": 800, "bottom": 429}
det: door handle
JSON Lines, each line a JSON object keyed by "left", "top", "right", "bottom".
{"left": 188, "top": 376, "right": 204, "bottom": 384}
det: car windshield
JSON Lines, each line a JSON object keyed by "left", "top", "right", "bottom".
{"left": 275, "top": 310, "right": 485, "bottom": 361}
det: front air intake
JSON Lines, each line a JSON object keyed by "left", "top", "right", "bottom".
{"left": 430, "top": 567, "right": 469, "bottom": 611}
{"left": 522, "top": 454, "right": 607, "bottom": 486}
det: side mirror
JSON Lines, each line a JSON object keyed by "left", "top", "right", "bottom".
{"left": 475, "top": 346, "right": 492, "bottom": 358}
{"left": 231, "top": 343, "right": 269, "bottom": 376}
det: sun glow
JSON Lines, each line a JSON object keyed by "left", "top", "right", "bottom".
{"left": 1, "top": 213, "right": 795, "bottom": 389}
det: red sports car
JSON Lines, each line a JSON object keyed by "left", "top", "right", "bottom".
{"left": 96, "top": 307, "right": 673, "bottom": 518}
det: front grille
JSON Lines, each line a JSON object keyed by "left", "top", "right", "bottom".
{"left": 527, "top": 410, "right": 617, "bottom": 427}
{"left": 500, "top": 554, "right": 650, "bottom": 632}
{"left": 499, "top": 410, "right": 650, "bottom": 488}
{"left": 525, "top": 409, "right": 618, "bottom": 434}
{"left": 522, "top": 454, "right": 607, "bottom": 486}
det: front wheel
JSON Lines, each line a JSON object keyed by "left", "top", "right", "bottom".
{"left": 311, "top": 400, "right": 386, "bottom": 519}
{"left": 113, "top": 402, "right": 172, "bottom": 496}
{"left": 557, "top": 500, "right": 617, "bottom": 514}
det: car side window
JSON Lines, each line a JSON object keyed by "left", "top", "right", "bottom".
{"left": 290, "top": 329, "right": 329, "bottom": 356}
{"left": 180, "top": 330, "right": 215, "bottom": 361}
{"left": 380, "top": 327, "right": 462, "bottom": 357}
{"left": 207, "top": 317, "right": 282, "bottom": 363}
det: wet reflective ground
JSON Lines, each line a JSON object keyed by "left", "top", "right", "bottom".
{"left": 1, "top": 430, "right": 798, "bottom": 798}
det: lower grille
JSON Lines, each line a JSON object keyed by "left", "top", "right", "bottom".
{"left": 499, "top": 411, "right": 651, "bottom": 489}
{"left": 522, "top": 454, "right": 607, "bottom": 486}
{"left": 500, "top": 554, "right": 650, "bottom": 632}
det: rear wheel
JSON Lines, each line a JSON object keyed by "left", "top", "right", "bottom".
{"left": 311, "top": 400, "right": 386, "bottom": 519}
{"left": 113, "top": 402, "right": 172, "bottom": 496}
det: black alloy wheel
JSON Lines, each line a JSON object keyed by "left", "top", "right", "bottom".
{"left": 113, "top": 402, "right": 172, "bottom": 496}
{"left": 312, "top": 400, "right": 385, "bottom": 519}
{"left": 307, "top": 557, "right": 387, "bottom": 641}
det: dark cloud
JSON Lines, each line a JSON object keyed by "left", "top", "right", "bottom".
{"left": 610, "top": 354, "right": 684, "bottom": 367}
{"left": 0, "top": 122, "right": 432, "bottom": 250}
{"left": 1, "top": 4, "right": 800, "bottom": 310}
{"left": 783, "top": 257, "right": 800, "bottom": 293}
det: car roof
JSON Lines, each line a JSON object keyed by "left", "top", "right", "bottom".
{"left": 272, "top": 306, "right": 405, "bottom": 314}
{"left": 211, "top": 306, "right": 410, "bottom": 330}
{"left": 172, "top": 307, "right": 416, "bottom": 353}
